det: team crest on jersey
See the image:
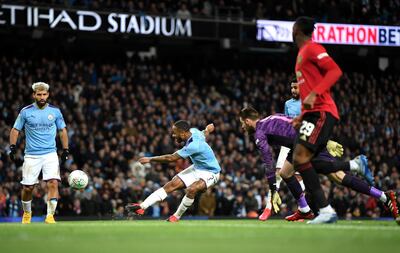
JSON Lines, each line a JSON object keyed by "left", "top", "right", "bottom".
{"left": 296, "top": 71, "right": 302, "bottom": 78}
{"left": 297, "top": 55, "right": 302, "bottom": 64}
{"left": 48, "top": 114, "right": 54, "bottom": 121}
{"left": 255, "top": 139, "right": 260, "bottom": 145}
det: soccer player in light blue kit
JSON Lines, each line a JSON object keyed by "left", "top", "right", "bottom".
{"left": 276, "top": 80, "right": 301, "bottom": 183}
{"left": 284, "top": 79, "right": 302, "bottom": 118}
{"left": 271, "top": 80, "right": 302, "bottom": 219}
{"left": 9, "top": 82, "right": 69, "bottom": 224}
{"left": 125, "top": 120, "right": 220, "bottom": 222}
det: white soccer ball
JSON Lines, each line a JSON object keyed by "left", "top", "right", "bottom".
{"left": 68, "top": 170, "right": 89, "bottom": 190}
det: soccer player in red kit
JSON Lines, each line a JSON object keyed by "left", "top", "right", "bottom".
{"left": 291, "top": 17, "right": 343, "bottom": 224}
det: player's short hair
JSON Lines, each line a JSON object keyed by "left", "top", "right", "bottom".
{"left": 174, "top": 120, "right": 191, "bottom": 132}
{"left": 295, "top": 16, "right": 315, "bottom": 37}
{"left": 32, "top": 82, "right": 50, "bottom": 92}
{"left": 289, "top": 78, "right": 297, "bottom": 86}
{"left": 239, "top": 107, "right": 260, "bottom": 120}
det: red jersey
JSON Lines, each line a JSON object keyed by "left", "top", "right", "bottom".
{"left": 295, "top": 40, "right": 342, "bottom": 119}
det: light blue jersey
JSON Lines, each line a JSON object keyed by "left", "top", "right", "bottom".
{"left": 13, "top": 103, "right": 66, "bottom": 155}
{"left": 177, "top": 128, "right": 221, "bottom": 174}
{"left": 284, "top": 98, "right": 301, "bottom": 118}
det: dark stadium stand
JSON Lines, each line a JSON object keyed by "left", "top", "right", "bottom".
{"left": 0, "top": 53, "right": 398, "bottom": 219}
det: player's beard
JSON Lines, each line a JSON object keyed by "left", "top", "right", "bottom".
{"left": 246, "top": 126, "right": 255, "bottom": 134}
{"left": 174, "top": 137, "right": 184, "bottom": 145}
{"left": 35, "top": 98, "right": 47, "bottom": 108}
{"left": 292, "top": 94, "right": 299, "bottom": 100}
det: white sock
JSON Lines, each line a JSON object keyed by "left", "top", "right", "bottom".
{"left": 47, "top": 198, "right": 58, "bottom": 216}
{"left": 140, "top": 188, "right": 168, "bottom": 209}
{"left": 265, "top": 190, "right": 272, "bottom": 209}
{"left": 299, "top": 180, "right": 306, "bottom": 191}
{"left": 379, "top": 193, "right": 387, "bottom": 203}
{"left": 349, "top": 160, "right": 358, "bottom": 172}
{"left": 299, "top": 206, "right": 311, "bottom": 213}
{"left": 174, "top": 195, "right": 194, "bottom": 218}
{"left": 276, "top": 175, "right": 282, "bottom": 190}
{"left": 22, "top": 200, "right": 32, "bottom": 213}
{"left": 319, "top": 205, "right": 335, "bottom": 214}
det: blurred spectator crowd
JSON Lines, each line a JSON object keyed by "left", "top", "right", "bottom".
{"left": 7, "top": 0, "right": 400, "bottom": 24}
{"left": 0, "top": 56, "right": 399, "bottom": 220}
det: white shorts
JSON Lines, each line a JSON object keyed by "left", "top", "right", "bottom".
{"left": 177, "top": 165, "right": 220, "bottom": 188}
{"left": 20, "top": 152, "right": 61, "bottom": 185}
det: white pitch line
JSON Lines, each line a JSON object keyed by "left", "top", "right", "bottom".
{"left": 178, "top": 222, "right": 400, "bottom": 231}
{"left": 28, "top": 221, "right": 400, "bottom": 231}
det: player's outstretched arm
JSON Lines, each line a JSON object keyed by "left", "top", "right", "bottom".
{"left": 202, "top": 123, "right": 215, "bottom": 138}
{"left": 139, "top": 152, "right": 181, "bottom": 164}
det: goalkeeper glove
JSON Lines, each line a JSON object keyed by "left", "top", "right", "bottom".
{"left": 326, "top": 140, "right": 344, "bottom": 157}
{"left": 9, "top": 144, "right": 16, "bottom": 161}
{"left": 271, "top": 190, "right": 282, "bottom": 213}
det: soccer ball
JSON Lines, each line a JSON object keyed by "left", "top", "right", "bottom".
{"left": 68, "top": 170, "right": 89, "bottom": 190}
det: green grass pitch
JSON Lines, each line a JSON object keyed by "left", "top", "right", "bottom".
{"left": 1, "top": 220, "right": 399, "bottom": 253}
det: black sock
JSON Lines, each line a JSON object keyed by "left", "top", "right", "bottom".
{"left": 295, "top": 162, "right": 329, "bottom": 209}
{"left": 341, "top": 174, "right": 370, "bottom": 195}
{"left": 266, "top": 174, "right": 277, "bottom": 192}
{"left": 282, "top": 175, "right": 303, "bottom": 200}
{"left": 341, "top": 162, "right": 351, "bottom": 172}
{"left": 311, "top": 159, "right": 350, "bottom": 174}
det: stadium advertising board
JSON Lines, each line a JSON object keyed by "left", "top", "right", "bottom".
{"left": 0, "top": 4, "right": 192, "bottom": 37}
{"left": 257, "top": 19, "right": 400, "bottom": 47}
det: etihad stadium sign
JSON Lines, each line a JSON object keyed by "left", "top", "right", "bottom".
{"left": 0, "top": 4, "right": 192, "bottom": 37}
{"left": 257, "top": 19, "right": 400, "bottom": 47}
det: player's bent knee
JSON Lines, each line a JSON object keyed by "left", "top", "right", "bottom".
{"left": 185, "top": 187, "right": 195, "bottom": 196}
{"left": 292, "top": 154, "right": 304, "bottom": 165}
{"left": 292, "top": 151, "right": 311, "bottom": 165}
{"left": 163, "top": 183, "right": 176, "bottom": 193}
{"left": 47, "top": 179, "right": 59, "bottom": 188}
{"left": 185, "top": 186, "right": 200, "bottom": 198}
{"left": 279, "top": 169, "right": 291, "bottom": 179}
{"left": 23, "top": 185, "right": 34, "bottom": 192}
{"left": 293, "top": 144, "right": 313, "bottom": 164}
{"left": 164, "top": 177, "right": 184, "bottom": 193}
